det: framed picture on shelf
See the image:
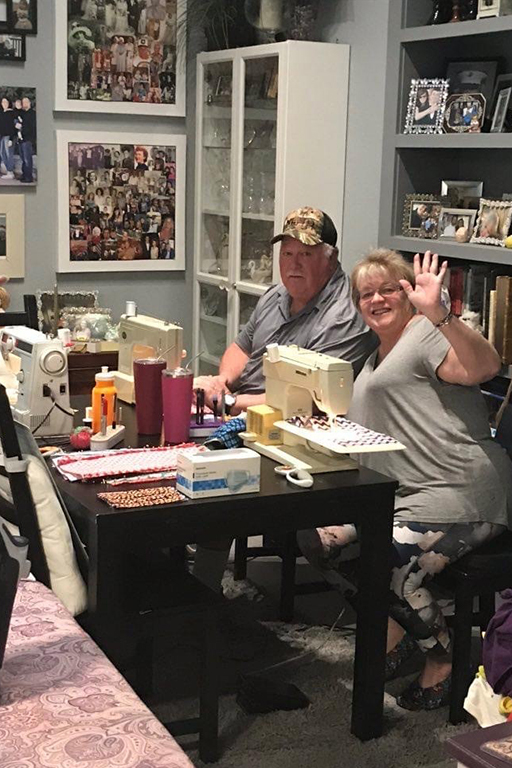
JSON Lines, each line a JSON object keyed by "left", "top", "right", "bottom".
{"left": 438, "top": 208, "right": 477, "bottom": 241}
{"left": 402, "top": 194, "right": 441, "bottom": 239}
{"left": 445, "top": 60, "right": 498, "bottom": 112}
{"left": 470, "top": 198, "right": 512, "bottom": 246}
{"left": 477, "top": 0, "right": 512, "bottom": 17}
{"left": 0, "top": 33, "right": 25, "bottom": 61}
{"left": 57, "top": 130, "right": 186, "bottom": 273}
{"left": 0, "top": 195, "right": 24, "bottom": 278}
{"left": 214, "top": 74, "right": 232, "bottom": 99}
{"left": 440, "top": 180, "right": 483, "bottom": 208}
{"left": 403, "top": 79, "right": 448, "bottom": 135}
{"left": 443, "top": 93, "right": 486, "bottom": 133}
{"left": 0, "top": 86, "right": 37, "bottom": 185}
{"left": 490, "top": 74, "right": 512, "bottom": 131}
{"left": 491, "top": 86, "right": 512, "bottom": 132}
{"left": 36, "top": 290, "right": 98, "bottom": 335}
{"left": 7, "top": 0, "right": 36, "bottom": 34}
{"left": 55, "top": 0, "right": 186, "bottom": 117}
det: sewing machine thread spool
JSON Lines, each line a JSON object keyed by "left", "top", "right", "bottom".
{"left": 133, "top": 357, "right": 166, "bottom": 435}
{"left": 162, "top": 367, "right": 193, "bottom": 445}
{"left": 91, "top": 366, "right": 116, "bottom": 434}
{"left": 125, "top": 300, "right": 137, "bottom": 317}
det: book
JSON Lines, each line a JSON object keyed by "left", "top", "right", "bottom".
{"left": 446, "top": 721, "right": 512, "bottom": 768}
{"left": 449, "top": 267, "right": 465, "bottom": 316}
{"left": 489, "top": 289, "right": 497, "bottom": 348}
{"left": 494, "top": 276, "right": 512, "bottom": 364}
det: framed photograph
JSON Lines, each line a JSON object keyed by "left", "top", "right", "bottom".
{"left": 470, "top": 198, "right": 512, "bottom": 246}
{"left": 0, "top": 0, "right": 7, "bottom": 31}
{"left": 440, "top": 180, "right": 484, "bottom": 208}
{"left": 55, "top": 0, "right": 186, "bottom": 117}
{"left": 403, "top": 78, "right": 449, "bottom": 135}
{"left": 36, "top": 290, "right": 98, "bottom": 334}
{"left": 443, "top": 93, "right": 486, "bottom": 133}
{"left": 214, "top": 74, "right": 232, "bottom": 99}
{"left": 7, "top": 0, "right": 36, "bottom": 34}
{"left": 491, "top": 86, "right": 512, "bottom": 132}
{"left": 438, "top": 208, "right": 477, "bottom": 241}
{"left": 0, "top": 33, "right": 25, "bottom": 60}
{"left": 0, "top": 86, "right": 37, "bottom": 185}
{"left": 402, "top": 194, "right": 442, "bottom": 239}
{"left": 0, "top": 194, "right": 24, "bottom": 278}
{"left": 57, "top": 130, "right": 186, "bottom": 273}
{"left": 477, "top": 0, "right": 512, "bottom": 17}
{"left": 445, "top": 60, "right": 498, "bottom": 112}
{"left": 490, "top": 74, "right": 512, "bottom": 131}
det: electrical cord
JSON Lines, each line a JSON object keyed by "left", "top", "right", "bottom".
{"left": 31, "top": 384, "right": 76, "bottom": 436}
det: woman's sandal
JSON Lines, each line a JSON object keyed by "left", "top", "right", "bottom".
{"left": 385, "top": 633, "right": 418, "bottom": 681}
{"left": 396, "top": 674, "right": 451, "bottom": 711}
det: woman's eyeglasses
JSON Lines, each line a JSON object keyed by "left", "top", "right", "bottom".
{"left": 359, "top": 284, "right": 404, "bottom": 304}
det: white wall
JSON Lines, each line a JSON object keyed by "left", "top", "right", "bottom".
{"left": 316, "top": 0, "right": 390, "bottom": 272}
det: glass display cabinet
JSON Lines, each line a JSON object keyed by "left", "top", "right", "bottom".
{"left": 193, "top": 41, "right": 349, "bottom": 374}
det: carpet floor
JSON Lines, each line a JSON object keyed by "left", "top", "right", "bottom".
{"left": 140, "top": 567, "right": 473, "bottom": 768}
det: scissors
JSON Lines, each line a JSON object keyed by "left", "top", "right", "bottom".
{"left": 274, "top": 464, "right": 314, "bottom": 488}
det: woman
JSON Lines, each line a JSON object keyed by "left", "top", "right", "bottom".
{"left": 298, "top": 249, "right": 512, "bottom": 711}
{"left": 414, "top": 88, "right": 439, "bottom": 126}
{"left": 0, "top": 97, "right": 16, "bottom": 180}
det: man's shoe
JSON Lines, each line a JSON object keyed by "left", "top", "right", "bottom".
{"left": 396, "top": 674, "right": 451, "bottom": 711}
{"left": 2, "top": 172, "right": 14, "bottom": 179}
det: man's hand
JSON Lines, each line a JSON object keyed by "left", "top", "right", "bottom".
{"left": 193, "top": 374, "right": 228, "bottom": 410}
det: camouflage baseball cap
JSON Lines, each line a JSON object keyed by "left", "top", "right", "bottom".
{"left": 271, "top": 207, "right": 338, "bottom": 247}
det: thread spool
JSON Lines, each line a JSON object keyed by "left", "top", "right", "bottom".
{"left": 125, "top": 300, "right": 137, "bottom": 317}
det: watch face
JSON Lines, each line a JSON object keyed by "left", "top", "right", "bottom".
{"left": 224, "top": 394, "right": 236, "bottom": 407}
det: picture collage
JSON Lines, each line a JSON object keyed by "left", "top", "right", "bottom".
{"left": 67, "top": 0, "right": 178, "bottom": 105}
{"left": 68, "top": 140, "right": 176, "bottom": 262}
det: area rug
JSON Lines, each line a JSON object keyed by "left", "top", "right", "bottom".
{"left": 146, "top": 571, "right": 471, "bottom": 768}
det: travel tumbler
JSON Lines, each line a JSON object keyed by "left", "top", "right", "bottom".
{"left": 133, "top": 357, "right": 166, "bottom": 434}
{"left": 162, "top": 367, "right": 193, "bottom": 444}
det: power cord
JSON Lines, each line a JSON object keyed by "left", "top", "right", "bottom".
{"left": 31, "top": 384, "right": 76, "bottom": 436}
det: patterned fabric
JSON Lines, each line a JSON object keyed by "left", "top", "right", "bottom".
{"left": 0, "top": 581, "right": 193, "bottom": 768}
{"left": 298, "top": 520, "right": 505, "bottom": 656}
{"left": 97, "top": 486, "right": 185, "bottom": 509}
{"left": 205, "top": 417, "right": 247, "bottom": 449}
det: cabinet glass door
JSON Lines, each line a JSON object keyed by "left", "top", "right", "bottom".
{"left": 240, "top": 55, "right": 278, "bottom": 287}
{"left": 200, "top": 61, "right": 233, "bottom": 277}
{"left": 238, "top": 292, "right": 261, "bottom": 335}
{"left": 197, "top": 282, "right": 228, "bottom": 373}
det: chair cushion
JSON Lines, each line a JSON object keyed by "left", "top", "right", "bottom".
{"left": 0, "top": 456, "right": 87, "bottom": 616}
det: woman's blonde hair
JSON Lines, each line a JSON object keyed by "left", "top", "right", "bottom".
{"left": 350, "top": 248, "right": 415, "bottom": 307}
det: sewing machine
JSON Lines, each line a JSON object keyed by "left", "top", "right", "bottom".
{"left": 241, "top": 344, "right": 357, "bottom": 473}
{"left": 0, "top": 326, "right": 73, "bottom": 437}
{"left": 114, "top": 313, "right": 183, "bottom": 404}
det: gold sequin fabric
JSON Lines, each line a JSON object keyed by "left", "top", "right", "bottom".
{"left": 97, "top": 486, "right": 185, "bottom": 509}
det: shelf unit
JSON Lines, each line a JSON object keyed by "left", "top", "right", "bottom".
{"left": 193, "top": 41, "right": 349, "bottom": 375}
{"left": 379, "top": 0, "right": 512, "bottom": 265}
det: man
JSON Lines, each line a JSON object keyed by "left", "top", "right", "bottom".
{"left": 192, "top": 207, "right": 377, "bottom": 593}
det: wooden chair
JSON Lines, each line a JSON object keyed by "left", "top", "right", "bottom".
{"left": 0, "top": 384, "right": 222, "bottom": 762}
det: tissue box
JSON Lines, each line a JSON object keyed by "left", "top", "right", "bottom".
{"left": 176, "top": 448, "right": 261, "bottom": 499}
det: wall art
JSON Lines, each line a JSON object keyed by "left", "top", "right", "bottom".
{"left": 0, "top": 86, "right": 36, "bottom": 185}
{"left": 0, "top": 33, "right": 26, "bottom": 60}
{"left": 55, "top": 0, "right": 185, "bottom": 116}
{"left": 0, "top": 194, "right": 24, "bottom": 277}
{"left": 7, "top": 0, "right": 36, "bottom": 34}
{"left": 57, "top": 130, "right": 186, "bottom": 273}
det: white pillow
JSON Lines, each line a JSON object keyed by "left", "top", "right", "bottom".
{"left": 0, "top": 456, "right": 87, "bottom": 616}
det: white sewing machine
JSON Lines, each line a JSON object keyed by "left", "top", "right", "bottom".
{"left": 241, "top": 344, "right": 356, "bottom": 473}
{"left": 0, "top": 327, "right": 73, "bottom": 437}
{"left": 114, "top": 313, "right": 183, "bottom": 403}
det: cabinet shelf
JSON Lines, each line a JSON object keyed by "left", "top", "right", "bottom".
{"left": 203, "top": 208, "right": 230, "bottom": 217}
{"left": 399, "top": 15, "right": 512, "bottom": 43}
{"left": 200, "top": 313, "right": 227, "bottom": 327}
{"left": 395, "top": 134, "right": 512, "bottom": 149}
{"left": 205, "top": 104, "right": 277, "bottom": 121}
{"left": 385, "top": 235, "right": 512, "bottom": 266}
{"left": 241, "top": 212, "right": 274, "bottom": 221}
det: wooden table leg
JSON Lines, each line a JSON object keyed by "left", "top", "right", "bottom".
{"left": 351, "top": 495, "right": 394, "bottom": 740}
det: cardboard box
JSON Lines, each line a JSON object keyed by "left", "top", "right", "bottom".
{"left": 176, "top": 448, "right": 261, "bottom": 499}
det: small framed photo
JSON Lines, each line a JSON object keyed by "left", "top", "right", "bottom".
{"left": 404, "top": 79, "right": 449, "bottom": 135}
{"left": 265, "top": 66, "right": 278, "bottom": 100}
{"left": 36, "top": 290, "right": 98, "bottom": 335}
{"left": 402, "top": 194, "right": 442, "bottom": 239}
{"left": 440, "top": 180, "right": 484, "bottom": 209}
{"left": 7, "top": 0, "right": 36, "bottom": 35}
{"left": 470, "top": 198, "right": 512, "bottom": 247}
{"left": 215, "top": 75, "right": 232, "bottom": 99}
{"left": 445, "top": 60, "right": 498, "bottom": 111}
{"left": 491, "top": 86, "right": 512, "bottom": 132}
{"left": 438, "top": 208, "right": 477, "bottom": 241}
{"left": 0, "top": 194, "right": 24, "bottom": 278}
{"left": 443, "top": 93, "right": 486, "bottom": 133}
{"left": 477, "top": 0, "right": 512, "bottom": 17}
{"left": 0, "top": 33, "right": 25, "bottom": 61}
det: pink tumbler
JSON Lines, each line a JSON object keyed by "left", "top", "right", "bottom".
{"left": 133, "top": 358, "right": 166, "bottom": 434}
{"left": 162, "top": 367, "right": 194, "bottom": 444}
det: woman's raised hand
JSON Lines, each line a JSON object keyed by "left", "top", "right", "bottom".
{"left": 399, "top": 251, "right": 448, "bottom": 322}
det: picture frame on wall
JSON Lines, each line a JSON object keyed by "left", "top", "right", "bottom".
{"left": 7, "top": 0, "right": 37, "bottom": 34}
{"left": 0, "top": 195, "right": 25, "bottom": 278}
{"left": 0, "top": 86, "right": 37, "bottom": 185}
{"left": 55, "top": 0, "right": 186, "bottom": 117}
{"left": 443, "top": 93, "right": 486, "bottom": 133}
{"left": 402, "top": 194, "right": 442, "bottom": 238}
{"left": 0, "top": 33, "right": 26, "bottom": 61}
{"left": 470, "top": 198, "right": 512, "bottom": 247}
{"left": 403, "top": 79, "right": 449, "bottom": 135}
{"left": 0, "top": 0, "right": 7, "bottom": 31}
{"left": 57, "top": 130, "right": 186, "bottom": 273}
{"left": 438, "top": 208, "right": 477, "bottom": 241}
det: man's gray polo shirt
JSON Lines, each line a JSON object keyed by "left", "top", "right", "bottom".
{"left": 233, "top": 264, "right": 377, "bottom": 394}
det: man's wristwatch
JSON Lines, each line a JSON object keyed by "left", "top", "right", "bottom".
{"left": 224, "top": 393, "right": 237, "bottom": 416}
